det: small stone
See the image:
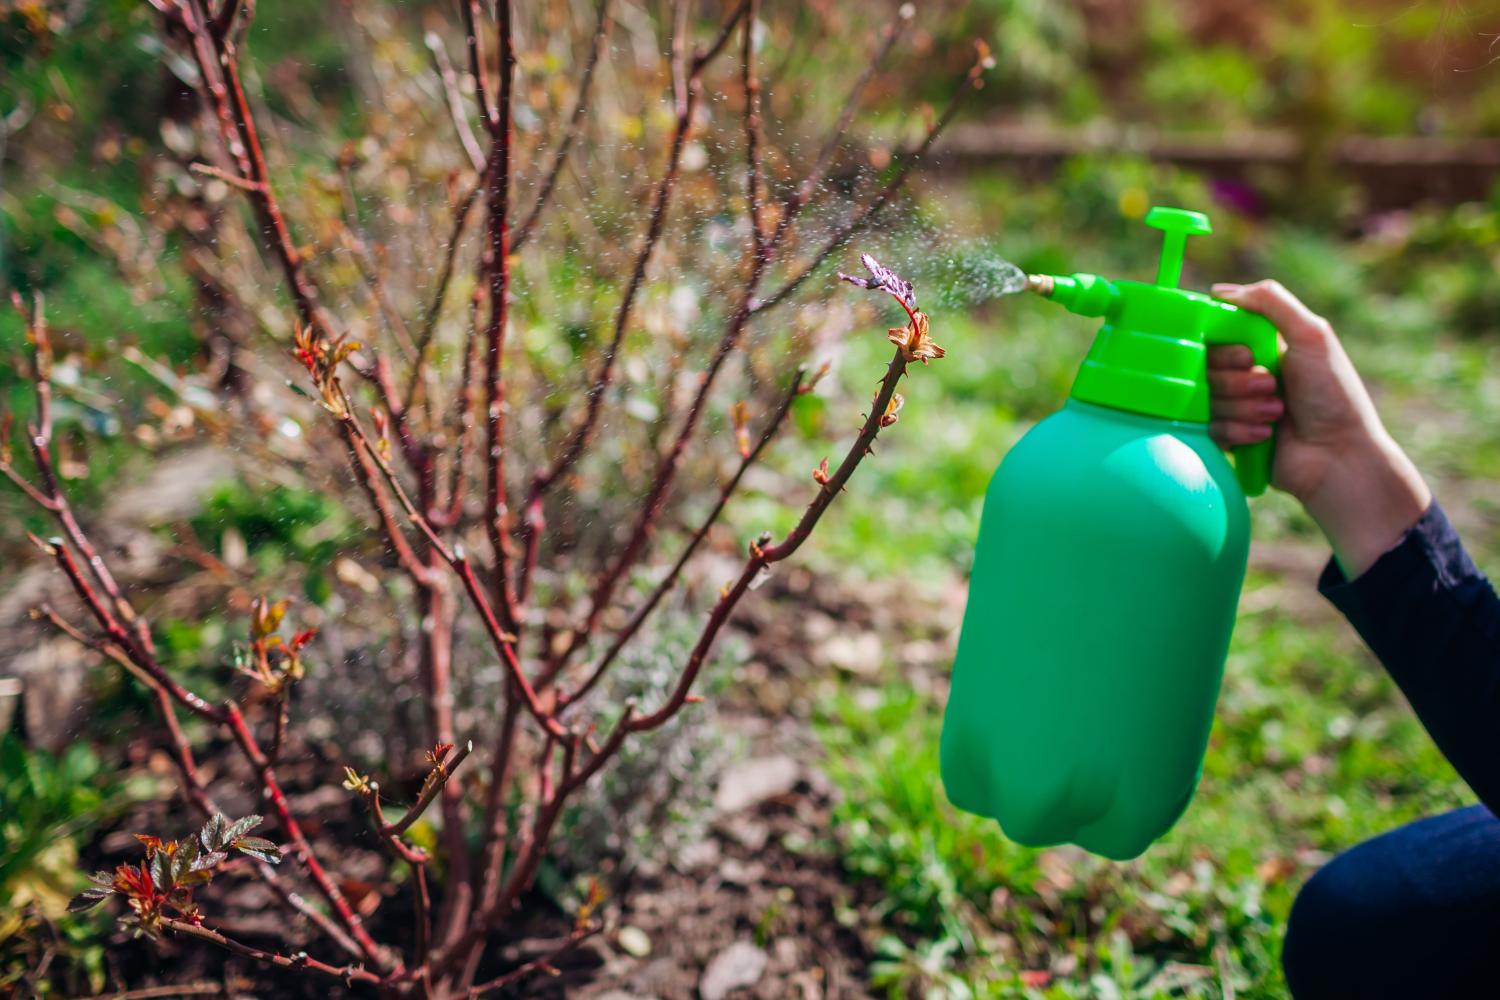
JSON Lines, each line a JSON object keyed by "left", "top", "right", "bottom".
{"left": 699, "top": 940, "right": 768, "bottom": 1000}
{"left": 676, "top": 838, "right": 722, "bottom": 872}
{"left": 0, "top": 677, "right": 21, "bottom": 736}
{"left": 719, "top": 816, "right": 769, "bottom": 851}
{"left": 717, "top": 858, "right": 766, "bottom": 886}
{"left": 802, "top": 611, "right": 838, "bottom": 641}
{"left": 616, "top": 925, "right": 652, "bottom": 958}
{"left": 11, "top": 639, "right": 90, "bottom": 750}
{"left": 714, "top": 755, "right": 800, "bottom": 814}
{"left": 813, "top": 631, "right": 882, "bottom": 675}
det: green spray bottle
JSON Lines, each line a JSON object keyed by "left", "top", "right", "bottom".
{"left": 940, "top": 206, "right": 1281, "bottom": 860}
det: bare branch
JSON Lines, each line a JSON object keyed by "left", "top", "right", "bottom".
{"left": 334, "top": 415, "right": 434, "bottom": 587}
{"left": 461, "top": 0, "right": 497, "bottom": 132}
{"left": 35, "top": 537, "right": 219, "bottom": 721}
{"left": 385, "top": 740, "right": 475, "bottom": 837}
{"left": 565, "top": 277, "right": 766, "bottom": 663}
{"left": 410, "top": 182, "right": 483, "bottom": 408}
{"left": 512, "top": 0, "right": 612, "bottom": 252}
{"left": 211, "top": 0, "right": 253, "bottom": 41}
{"left": 188, "top": 161, "right": 265, "bottom": 193}
{"left": 452, "top": 554, "right": 569, "bottom": 740}
{"left": 558, "top": 368, "right": 809, "bottom": 708}
{"left": 159, "top": 917, "right": 381, "bottom": 986}
{"left": 631, "top": 346, "right": 909, "bottom": 732}
{"left": 427, "top": 30, "right": 488, "bottom": 173}
{"left": 741, "top": 0, "right": 767, "bottom": 254}
{"left": 439, "top": 287, "right": 485, "bottom": 525}
{"left": 694, "top": 0, "right": 752, "bottom": 73}
{"left": 466, "top": 923, "right": 603, "bottom": 997}
{"left": 224, "top": 704, "right": 393, "bottom": 970}
{"left": 530, "top": 0, "right": 751, "bottom": 499}
{"left": 766, "top": 9, "right": 910, "bottom": 254}
{"left": 481, "top": 0, "right": 521, "bottom": 632}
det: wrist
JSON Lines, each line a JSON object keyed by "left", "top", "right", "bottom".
{"left": 1302, "top": 427, "right": 1430, "bottom": 580}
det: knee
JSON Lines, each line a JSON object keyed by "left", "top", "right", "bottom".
{"left": 1281, "top": 852, "right": 1391, "bottom": 999}
{"left": 1281, "top": 861, "right": 1345, "bottom": 999}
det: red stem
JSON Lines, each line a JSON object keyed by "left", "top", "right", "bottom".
{"left": 481, "top": 0, "right": 520, "bottom": 633}
{"left": 224, "top": 704, "right": 390, "bottom": 969}
{"left": 434, "top": 710, "right": 631, "bottom": 975}
{"left": 452, "top": 557, "right": 568, "bottom": 740}
{"left": 41, "top": 539, "right": 219, "bottom": 721}
{"left": 558, "top": 368, "right": 807, "bottom": 709}
{"left": 409, "top": 182, "right": 483, "bottom": 415}
{"left": 465, "top": 923, "right": 602, "bottom": 997}
{"left": 629, "top": 346, "right": 909, "bottom": 733}
{"left": 741, "top": 0, "right": 766, "bottom": 254}
{"left": 470, "top": 694, "right": 521, "bottom": 947}
{"left": 566, "top": 274, "right": 765, "bottom": 664}
{"left": 160, "top": 917, "right": 380, "bottom": 986}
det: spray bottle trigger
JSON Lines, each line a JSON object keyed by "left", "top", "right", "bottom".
{"left": 1204, "top": 304, "right": 1283, "bottom": 497}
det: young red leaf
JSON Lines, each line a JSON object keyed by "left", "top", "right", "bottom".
{"left": 148, "top": 850, "right": 169, "bottom": 892}
{"left": 134, "top": 834, "right": 170, "bottom": 858}
{"left": 838, "top": 253, "right": 917, "bottom": 311}
{"left": 886, "top": 311, "right": 944, "bottom": 365}
{"left": 731, "top": 401, "right": 752, "bottom": 459}
{"left": 223, "top": 814, "right": 263, "bottom": 845}
{"left": 199, "top": 813, "right": 229, "bottom": 852}
{"left": 68, "top": 885, "right": 115, "bottom": 912}
{"left": 878, "top": 393, "right": 905, "bottom": 428}
{"left": 232, "top": 836, "right": 283, "bottom": 866}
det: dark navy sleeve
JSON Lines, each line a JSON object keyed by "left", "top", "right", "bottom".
{"left": 1319, "top": 502, "right": 1500, "bottom": 812}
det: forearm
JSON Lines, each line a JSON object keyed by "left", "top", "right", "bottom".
{"left": 1302, "top": 428, "right": 1431, "bottom": 580}
{"left": 1322, "top": 502, "right": 1500, "bottom": 811}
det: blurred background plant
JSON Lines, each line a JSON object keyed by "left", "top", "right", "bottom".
{"left": 0, "top": 733, "right": 155, "bottom": 997}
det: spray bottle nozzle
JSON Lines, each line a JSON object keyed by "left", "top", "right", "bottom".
{"left": 1026, "top": 272, "right": 1118, "bottom": 318}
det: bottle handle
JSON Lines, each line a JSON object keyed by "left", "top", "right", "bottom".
{"left": 1204, "top": 306, "right": 1283, "bottom": 497}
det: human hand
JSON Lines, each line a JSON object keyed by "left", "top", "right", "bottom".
{"left": 1207, "top": 280, "right": 1429, "bottom": 577}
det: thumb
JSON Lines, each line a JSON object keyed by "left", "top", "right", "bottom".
{"left": 1211, "top": 279, "right": 1333, "bottom": 351}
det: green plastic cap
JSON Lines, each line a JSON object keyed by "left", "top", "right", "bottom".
{"left": 1031, "top": 205, "right": 1284, "bottom": 495}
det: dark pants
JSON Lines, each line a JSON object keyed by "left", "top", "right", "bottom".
{"left": 1282, "top": 804, "right": 1500, "bottom": 998}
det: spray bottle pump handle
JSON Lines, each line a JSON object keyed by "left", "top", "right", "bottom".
{"left": 1144, "top": 207, "right": 1212, "bottom": 289}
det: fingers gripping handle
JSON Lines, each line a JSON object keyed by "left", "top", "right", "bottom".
{"left": 1206, "top": 306, "right": 1283, "bottom": 497}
